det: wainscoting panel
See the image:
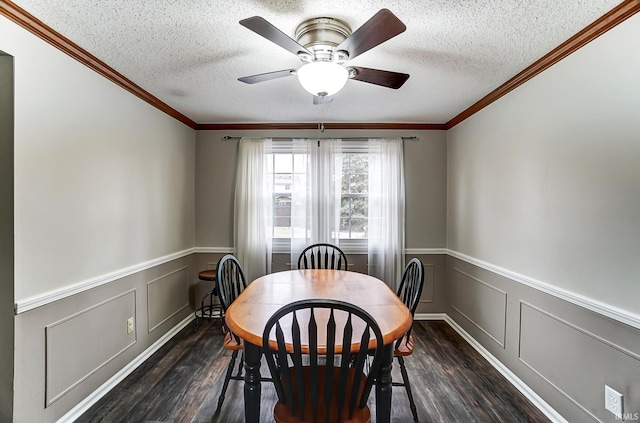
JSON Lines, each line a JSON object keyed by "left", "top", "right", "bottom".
{"left": 147, "top": 266, "right": 190, "bottom": 333}
{"left": 419, "top": 263, "right": 435, "bottom": 303}
{"left": 450, "top": 266, "right": 507, "bottom": 347}
{"left": 519, "top": 302, "right": 640, "bottom": 422}
{"left": 45, "top": 290, "right": 136, "bottom": 406}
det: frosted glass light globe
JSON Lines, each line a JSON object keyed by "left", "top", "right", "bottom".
{"left": 297, "top": 62, "right": 349, "bottom": 97}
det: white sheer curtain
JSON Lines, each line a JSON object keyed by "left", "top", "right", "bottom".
{"left": 290, "top": 139, "right": 343, "bottom": 268}
{"left": 367, "top": 138, "right": 405, "bottom": 291}
{"left": 234, "top": 138, "right": 272, "bottom": 283}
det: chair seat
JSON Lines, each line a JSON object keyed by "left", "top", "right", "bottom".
{"left": 223, "top": 331, "right": 243, "bottom": 351}
{"left": 394, "top": 334, "right": 414, "bottom": 357}
{"left": 273, "top": 366, "right": 371, "bottom": 423}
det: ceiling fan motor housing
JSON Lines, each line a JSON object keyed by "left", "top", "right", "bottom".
{"left": 295, "top": 17, "right": 352, "bottom": 63}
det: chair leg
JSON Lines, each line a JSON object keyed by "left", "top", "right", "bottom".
{"left": 212, "top": 349, "right": 239, "bottom": 422}
{"left": 398, "top": 356, "right": 418, "bottom": 421}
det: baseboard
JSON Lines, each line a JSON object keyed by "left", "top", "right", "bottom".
{"left": 58, "top": 312, "right": 564, "bottom": 423}
{"left": 55, "top": 314, "right": 195, "bottom": 423}
{"left": 437, "top": 314, "right": 569, "bottom": 423}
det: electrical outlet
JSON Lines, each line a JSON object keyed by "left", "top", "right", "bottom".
{"left": 605, "top": 385, "right": 623, "bottom": 419}
{"left": 127, "top": 317, "right": 135, "bottom": 334}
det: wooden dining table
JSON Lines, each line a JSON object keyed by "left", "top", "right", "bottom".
{"left": 224, "top": 269, "right": 413, "bottom": 423}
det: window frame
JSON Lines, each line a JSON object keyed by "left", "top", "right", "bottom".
{"left": 267, "top": 140, "right": 369, "bottom": 254}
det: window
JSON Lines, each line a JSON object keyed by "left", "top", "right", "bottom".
{"left": 267, "top": 151, "right": 307, "bottom": 239}
{"left": 340, "top": 152, "right": 368, "bottom": 239}
{"left": 234, "top": 137, "right": 404, "bottom": 282}
{"left": 266, "top": 142, "right": 369, "bottom": 242}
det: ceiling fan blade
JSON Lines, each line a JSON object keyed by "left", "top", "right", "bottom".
{"left": 350, "top": 66, "right": 409, "bottom": 89}
{"left": 238, "top": 69, "right": 296, "bottom": 84}
{"left": 240, "top": 16, "right": 312, "bottom": 56}
{"left": 313, "top": 95, "right": 334, "bottom": 105}
{"left": 336, "top": 9, "right": 406, "bottom": 60}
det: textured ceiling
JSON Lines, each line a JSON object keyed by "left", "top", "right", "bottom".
{"left": 13, "top": 0, "right": 623, "bottom": 124}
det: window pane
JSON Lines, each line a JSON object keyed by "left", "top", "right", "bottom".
{"left": 274, "top": 173, "right": 292, "bottom": 193}
{"left": 340, "top": 197, "right": 351, "bottom": 219}
{"left": 274, "top": 226, "right": 292, "bottom": 238}
{"left": 351, "top": 154, "right": 368, "bottom": 173}
{"left": 349, "top": 174, "right": 367, "bottom": 194}
{"left": 342, "top": 154, "right": 351, "bottom": 171}
{"left": 339, "top": 218, "right": 350, "bottom": 238}
{"left": 350, "top": 218, "right": 367, "bottom": 239}
{"left": 274, "top": 154, "right": 293, "bottom": 173}
{"left": 352, "top": 197, "right": 368, "bottom": 217}
{"left": 273, "top": 195, "right": 291, "bottom": 237}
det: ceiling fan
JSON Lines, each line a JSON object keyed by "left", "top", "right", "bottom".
{"left": 238, "top": 9, "right": 410, "bottom": 104}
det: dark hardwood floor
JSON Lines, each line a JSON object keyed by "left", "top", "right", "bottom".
{"left": 76, "top": 319, "right": 550, "bottom": 423}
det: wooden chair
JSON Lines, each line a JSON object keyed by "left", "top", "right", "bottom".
{"left": 393, "top": 258, "right": 425, "bottom": 421}
{"left": 211, "top": 254, "right": 250, "bottom": 421}
{"left": 262, "top": 299, "right": 383, "bottom": 423}
{"left": 297, "top": 243, "right": 348, "bottom": 270}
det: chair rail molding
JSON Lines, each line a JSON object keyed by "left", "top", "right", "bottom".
{"left": 14, "top": 248, "right": 195, "bottom": 314}
{"left": 193, "top": 247, "right": 235, "bottom": 254}
{"left": 446, "top": 249, "right": 640, "bottom": 330}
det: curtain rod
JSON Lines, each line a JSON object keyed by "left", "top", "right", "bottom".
{"left": 221, "top": 136, "right": 419, "bottom": 141}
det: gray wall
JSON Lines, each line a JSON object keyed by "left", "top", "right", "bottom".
{"left": 2, "top": 15, "right": 198, "bottom": 423}
{"left": 3, "top": 4, "right": 639, "bottom": 423}
{"left": 446, "top": 12, "right": 640, "bottom": 423}
{"left": 447, "top": 13, "right": 640, "bottom": 317}
{"left": 195, "top": 129, "right": 447, "bottom": 250}
{"left": 446, "top": 256, "right": 640, "bottom": 422}
{"left": 0, "top": 52, "right": 14, "bottom": 423}
{"left": 2, "top": 15, "right": 197, "bottom": 302}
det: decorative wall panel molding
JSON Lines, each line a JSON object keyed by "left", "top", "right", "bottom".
{"left": 147, "top": 266, "right": 190, "bottom": 333}
{"left": 444, "top": 315, "right": 569, "bottom": 423}
{"left": 518, "top": 302, "right": 640, "bottom": 422}
{"left": 55, "top": 314, "right": 194, "bottom": 423}
{"left": 419, "top": 263, "right": 435, "bottom": 303}
{"left": 45, "top": 290, "right": 136, "bottom": 406}
{"left": 450, "top": 266, "right": 507, "bottom": 347}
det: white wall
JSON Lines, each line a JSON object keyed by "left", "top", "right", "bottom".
{"left": 447, "top": 14, "right": 640, "bottom": 318}
{"left": 0, "top": 16, "right": 196, "bottom": 303}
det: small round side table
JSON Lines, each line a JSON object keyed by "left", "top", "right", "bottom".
{"left": 194, "top": 269, "right": 222, "bottom": 331}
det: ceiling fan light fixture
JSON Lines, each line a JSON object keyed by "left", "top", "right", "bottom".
{"left": 297, "top": 61, "right": 349, "bottom": 97}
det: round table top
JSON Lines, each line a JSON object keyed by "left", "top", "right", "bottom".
{"left": 197, "top": 269, "right": 217, "bottom": 281}
{"left": 225, "top": 269, "right": 412, "bottom": 349}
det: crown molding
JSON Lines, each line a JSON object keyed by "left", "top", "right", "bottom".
{"left": 446, "top": 0, "right": 640, "bottom": 129}
{"left": 3, "top": 0, "right": 638, "bottom": 131}
{"left": 196, "top": 122, "right": 447, "bottom": 130}
{"left": 0, "top": 0, "right": 198, "bottom": 129}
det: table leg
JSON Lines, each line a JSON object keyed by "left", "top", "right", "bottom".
{"left": 243, "top": 342, "right": 262, "bottom": 423}
{"left": 376, "top": 343, "right": 394, "bottom": 423}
